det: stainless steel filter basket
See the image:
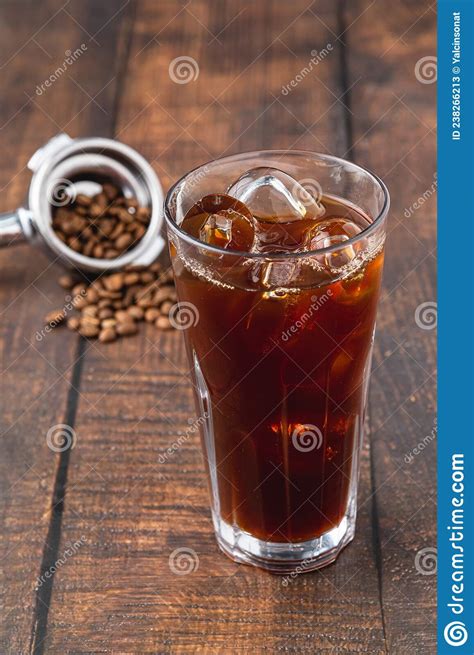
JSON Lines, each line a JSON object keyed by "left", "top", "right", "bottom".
{"left": 0, "top": 133, "right": 164, "bottom": 272}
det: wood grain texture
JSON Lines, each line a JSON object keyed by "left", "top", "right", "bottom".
{"left": 0, "top": 1, "right": 436, "bottom": 653}
{"left": 0, "top": 1, "right": 133, "bottom": 653}
{"left": 344, "top": 1, "right": 437, "bottom": 653}
{"left": 42, "top": 1, "right": 387, "bottom": 653}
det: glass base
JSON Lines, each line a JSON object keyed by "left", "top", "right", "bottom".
{"left": 213, "top": 506, "right": 356, "bottom": 574}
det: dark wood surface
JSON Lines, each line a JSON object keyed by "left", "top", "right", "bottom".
{"left": 0, "top": 2, "right": 436, "bottom": 653}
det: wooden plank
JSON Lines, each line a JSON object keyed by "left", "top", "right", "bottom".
{"left": 0, "top": 1, "right": 133, "bottom": 653}
{"left": 43, "top": 1, "right": 387, "bottom": 653}
{"left": 343, "top": 2, "right": 437, "bottom": 653}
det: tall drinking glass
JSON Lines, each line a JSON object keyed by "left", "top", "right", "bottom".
{"left": 164, "top": 151, "right": 389, "bottom": 573}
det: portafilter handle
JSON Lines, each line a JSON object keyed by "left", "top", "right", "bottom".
{"left": 0, "top": 134, "right": 71, "bottom": 249}
{"left": 0, "top": 207, "right": 34, "bottom": 248}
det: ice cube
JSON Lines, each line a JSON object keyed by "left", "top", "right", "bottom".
{"left": 250, "top": 260, "right": 299, "bottom": 289}
{"left": 227, "top": 167, "right": 325, "bottom": 222}
{"left": 181, "top": 193, "right": 255, "bottom": 251}
{"left": 308, "top": 217, "right": 362, "bottom": 269}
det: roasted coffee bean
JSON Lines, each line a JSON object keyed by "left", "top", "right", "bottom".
{"left": 153, "top": 288, "right": 171, "bottom": 305}
{"left": 88, "top": 203, "right": 103, "bottom": 218}
{"left": 137, "top": 294, "right": 155, "bottom": 308}
{"left": 76, "top": 194, "right": 92, "bottom": 207}
{"left": 127, "top": 306, "right": 144, "bottom": 321}
{"left": 155, "top": 316, "right": 172, "bottom": 330}
{"left": 103, "top": 273, "right": 124, "bottom": 292}
{"left": 124, "top": 272, "right": 140, "bottom": 286}
{"left": 136, "top": 207, "right": 151, "bottom": 222}
{"left": 114, "top": 310, "right": 131, "bottom": 323}
{"left": 145, "top": 308, "right": 160, "bottom": 323}
{"left": 98, "top": 287, "right": 122, "bottom": 300}
{"left": 67, "top": 316, "right": 80, "bottom": 331}
{"left": 53, "top": 254, "right": 176, "bottom": 343}
{"left": 160, "top": 300, "right": 173, "bottom": 315}
{"left": 116, "top": 321, "right": 138, "bottom": 336}
{"left": 58, "top": 274, "right": 76, "bottom": 290}
{"left": 93, "top": 244, "right": 104, "bottom": 258}
{"left": 80, "top": 315, "right": 100, "bottom": 327}
{"left": 67, "top": 236, "right": 83, "bottom": 252}
{"left": 86, "top": 287, "right": 100, "bottom": 304}
{"left": 82, "top": 305, "right": 98, "bottom": 318}
{"left": 115, "top": 233, "right": 133, "bottom": 250}
{"left": 45, "top": 309, "right": 65, "bottom": 325}
{"left": 79, "top": 323, "right": 100, "bottom": 338}
{"left": 72, "top": 283, "right": 86, "bottom": 296}
{"left": 118, "top": 208, "right": 134, "bottom": 224}
{"left": 99, "top": 327, "right": 117, "bottom": 343}
{"left": 102, "top": 183, "right": 119, "bottom": 201}
{"left": 101, "top": 318, "right": 117, "bottom": 329}
{"left": 140, "top": 271, "right": 155, "bottom": 284}
{"left": 73, "top": 295, "right": 89, "bottom": 309}
{"left": 83, "top": 240, "right": 95, "bottom": 257}
{"left": 109, "top": 222, "right": 125, "bottom": 240}
{"left": 134, "top": 224, "right": 146, "bottom": 240}
{"left": 125, "top": 197, "right": 138, "bottom": 210}
{"left": 98, "top": 307, "right": 114, "bottom": 320}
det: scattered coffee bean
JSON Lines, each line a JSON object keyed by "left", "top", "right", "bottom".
{"left": 160, "top": 300, "right": 173, "bottom": 316}
{"left": 155, "top": 316, "right": 172, "bottom": 330}
{"left": 82, "top": 305, "right": 98, "bottom": 318}
{"left": 79, "top": 323, "right": 100, "bottom": 338}
{"left": 45, "top": 309, "right": 65, "bottom": 325}
{"left": 145, "top": 308, "right": 160, "bottom": 323}
{"left": 98, "top": 308, "right": 114, "bottom": 320}
{"left": 116, "top": 321, "right": 138, "bottom": 336}
{"left": 99, "top": 327, "right": 117, "bottom": 343}
{"left": 114, "top": 310, "right": 131, "bottom": 323}
{"left": 67, "top": 316, "right": 80, "bottom": 331}
{"left": 127, "top": 306, "right": 144, "bottom": 321}
{"left": 58, "top": 274, "right": 76, "bottom": 290}
{"left": 55, "top": 264, "right": 177, "bottom": 342}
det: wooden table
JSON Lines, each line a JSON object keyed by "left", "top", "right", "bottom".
{"left": 0, "top": 2, "right": 436, "bottom": 653}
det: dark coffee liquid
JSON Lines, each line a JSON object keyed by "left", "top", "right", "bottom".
{"left": 173, "top": 195, "right": 384, "bottom": 543}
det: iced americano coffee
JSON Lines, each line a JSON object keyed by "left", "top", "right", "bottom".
{"left": 165, "top": 152, "right": 389, "bottom": 573}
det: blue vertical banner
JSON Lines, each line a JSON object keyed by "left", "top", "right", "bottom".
{"left": 438, "top": 1, "right": 474, "bottom": 653}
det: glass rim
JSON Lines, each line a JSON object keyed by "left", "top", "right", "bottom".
{"left": 164, "top": 149, "right": 390, "bottom": 261}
